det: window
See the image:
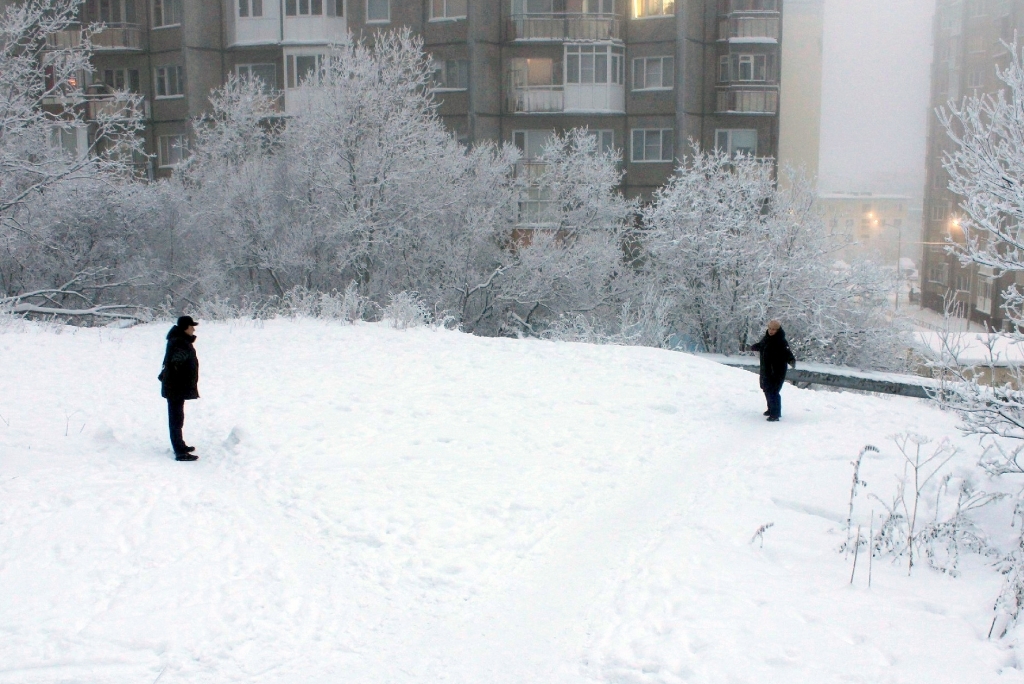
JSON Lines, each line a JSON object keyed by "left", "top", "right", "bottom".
{"left": 719, "top": 53, "right": 776, "bottom": 83}
{"left": 511, "top": 58, "right": 558, "bottom": 87}
{"left": 513, "top": 130, "right": 556, "bottom": 160}
{"left": 286, "top": 54, "right": 323, "bottom": 88}
{"left": 566, "top": 44, "right": 624, "bottom": 85}
{"left": 967, "top": 67, "right": 986, "bottom": 89}
{"left": 929, "top": 261, "right": 949, "bottom": 286}
{"left": 153, "top": 0, "right": 182, "bottom": 27}
{"left": 955, "top": 272, "right": 971, "bottom": 292}
{"left": 977, "top": 273, "right": 994, "bottom": 314}
{"left": 968, "top": 33, "right": 987, "bottom": 54}
{"left": 239, "top": 0, "right": 264, "bottom": 16}
{"left": 155, "top": 65, "right": 184, "bottom": 97}
{"left": 88, "top": 0, "right": 137, "bottom": 23}
{"left": 930, "top": 203, "right": 947, "bottom": 221}
{"left": 286, "top": 0, "right": 325, "bottom": 15}
{"left": 431, "top": 0, "right": 466, "bottom": 19}
{"left": 633, "top": 56, "right": 674, "bottom": 90}
{"left": 158, "top": 134, "right": 188, "bottom": 168}
{"left": 633, "top": 0, "right": 674, "bottom": 17}
{"left": 103, "top": 68, "right": 141, "bottom": 92}
{"left": 714, "top": 129, "right": 757, "bottom": 157}
{"left": 583, "top": 0, "right": 614, "bottom": 11}
{"left": 631, "top": 128, "right": 673, "bottom": 162}
{"left": 431, "top": 59, "right": 469, "bottom": 90}
{"left": 49, "top": 126, "right": 87, "bottom": 159}
{"left": 585, "top": 129, "right": 615, "bottom": 154}
{"left": 237, "top": 63, "right": 277, "bottom": 92}
{"left": 367, "top": 0, "right": 389, "bottom": 21}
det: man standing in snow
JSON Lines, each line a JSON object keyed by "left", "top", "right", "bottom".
{"left": 159, "top": 315, "right": 200, "bottom": 461}
{"left": 749, "top": 319, "right": 796, "bottom": 422}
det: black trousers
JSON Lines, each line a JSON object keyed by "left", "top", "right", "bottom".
{"left": 167, "top": 399, "right": 187, "bottom": 453}
{"left": 762, "top": 383, "right": 783, "bottom": 419}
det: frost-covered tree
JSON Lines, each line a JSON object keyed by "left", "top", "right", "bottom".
{"left": 935, "top": 42, "right": 1024, "bottom": 445}
{"left": 640, "top": 145, "right": 903, "bottom": 367}
{"left": 0, "top": 0, "right": 146, "bottom": 318}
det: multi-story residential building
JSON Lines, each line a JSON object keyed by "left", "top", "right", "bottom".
{"left": 346, "top": 0, "right": 782, "bottom": 200}
{"left": 29, "top": 1, "right": 781, "bottom": 190}
{"left": 38, "top": 0, "right": 348, "bottom": 176}
{"left": 922, "top": 0, "right": 1024, "bottom": 328}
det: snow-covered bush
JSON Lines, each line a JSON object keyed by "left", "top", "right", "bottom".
{"left": 383, "top": 292, "right": 429, "bottom": 329}
{"left": 639, "top": 146, "right": 906, "bottom": 367}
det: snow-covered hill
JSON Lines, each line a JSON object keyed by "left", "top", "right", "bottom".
{"left": 0, "top": 319, "right": 1019, "bottom": 683}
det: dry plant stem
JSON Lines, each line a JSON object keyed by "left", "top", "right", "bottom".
{"left": 850, "top": 525, "right": 862, "bottom": 585}
{"left": 868, "top": 511, "right": 874, "bottom": 588}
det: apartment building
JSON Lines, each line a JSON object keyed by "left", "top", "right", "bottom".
{"left": 32, "top": 0, "right": 781, "bottom": 190}
{"left": 345, "top": 0, "right": 782, "bottom": 200}
{"left": 922, "top": 0, "right": 1024, "bottom": 328}
{"left": 39, "top": 0, "right": 348, "bottom": 176}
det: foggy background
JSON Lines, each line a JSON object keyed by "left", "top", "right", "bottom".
{"left": 818, "top": 0, "right": 936, "bottom": 199}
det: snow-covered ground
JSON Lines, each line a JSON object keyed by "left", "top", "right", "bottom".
{"left": 0, "top": 319, "right": 1021, "bottom": 683}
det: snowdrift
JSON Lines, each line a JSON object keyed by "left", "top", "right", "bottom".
{"left": 0, "top": 319, "right": 1018, "bottom": 683}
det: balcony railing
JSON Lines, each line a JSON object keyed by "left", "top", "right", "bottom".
{"left": 716, "top": 87, "right": 778, "bottom": 114}
{"left": 508, "top": 13, "right": 621, "bottom": 41}
{"left": 86, "top": 94, "right": 148, "bottom": 121}
{"left": 46, "top": 23, "right": 143, "bottom": 50}
{"left": 508, "top": 85, "right": 564, "bottom": 113}
{"left": 719, "top": 16, "right": 779, "bottom": 41}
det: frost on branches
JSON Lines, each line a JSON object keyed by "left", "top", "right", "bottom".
{"left": 640, "top": 145, "right": 903, "bottom": 367}
{"left": 0, "top": 0, "right": 146, "bottom": 320}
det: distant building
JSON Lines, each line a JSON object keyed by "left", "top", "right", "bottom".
{"left": 818, "top": 192, "right": 911, "bottom": 265}
{"left": 777, "top": 0, "right": 822, "bottom": 184}
{"left": 23, "top": 0, "right": 783, "bottom": 195}
{"left": 921, "top": 0, "right": 1024, "bottom": 329}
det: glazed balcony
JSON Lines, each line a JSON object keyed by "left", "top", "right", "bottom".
{"left": 718, "top": 15, "right": 779, "bottom": 42}
{"left": 715, "top": 86, "right": 778, "bottom": 114}
{"left": 507, "top": 83, "right": 625, "bottom": 114}
{"left": 46, "top": 23, "right": 143, "bottom": 51}
{"left": 721, "top": 0, "right": 778, "bottom": 13}
{"left": 508, "top": 13, "right": 621, "bottom": 41}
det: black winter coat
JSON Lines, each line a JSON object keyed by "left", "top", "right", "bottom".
{"left": 750, "top": 328, "right": 796, "bottom": 389}
{"left": 159, "top": 326, "right": 200, "bottom": 401}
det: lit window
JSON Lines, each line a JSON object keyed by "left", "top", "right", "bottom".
{"left": 632, "top": 56, "right": 674, "bottom": 90}
{"left": 431, "top": 0, "right": 466, "bottom": 19}
{"left": 633, "top": 0, "right": 674, "bottom": 18}
{"left": 631, "top": 128, "right": 673, "bottom": 162}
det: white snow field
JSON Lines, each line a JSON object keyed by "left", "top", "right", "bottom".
{"left": 0, "top": 319, "right": 1022, "bottom": 684}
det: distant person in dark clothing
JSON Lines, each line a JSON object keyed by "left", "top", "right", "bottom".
{"left": 159, "top": 315, "right": 200, "bottom": 460}
{"left": 750, "top": 319, "right": 796, "bottom": 422}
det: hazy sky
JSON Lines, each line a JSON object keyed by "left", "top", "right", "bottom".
{"left": 818, "top": 0, "right": 936, "bottom": 198}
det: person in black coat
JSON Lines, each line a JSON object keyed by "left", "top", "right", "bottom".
{"left": 749, "top": 319, "right": 796, "bottom": 422}
{"left": 159, "top": 315, "right": 200, "bottom": 460}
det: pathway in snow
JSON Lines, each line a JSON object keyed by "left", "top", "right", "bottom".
{"left": 0, "top": 320, "right": 1020, "bottom": 683}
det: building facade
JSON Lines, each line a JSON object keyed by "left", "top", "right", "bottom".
{"left": 34, "top": 0, "right": 781, "bottom": 191}
{"left": 922, "top": 0, "right": 1024, "bottom": 328}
